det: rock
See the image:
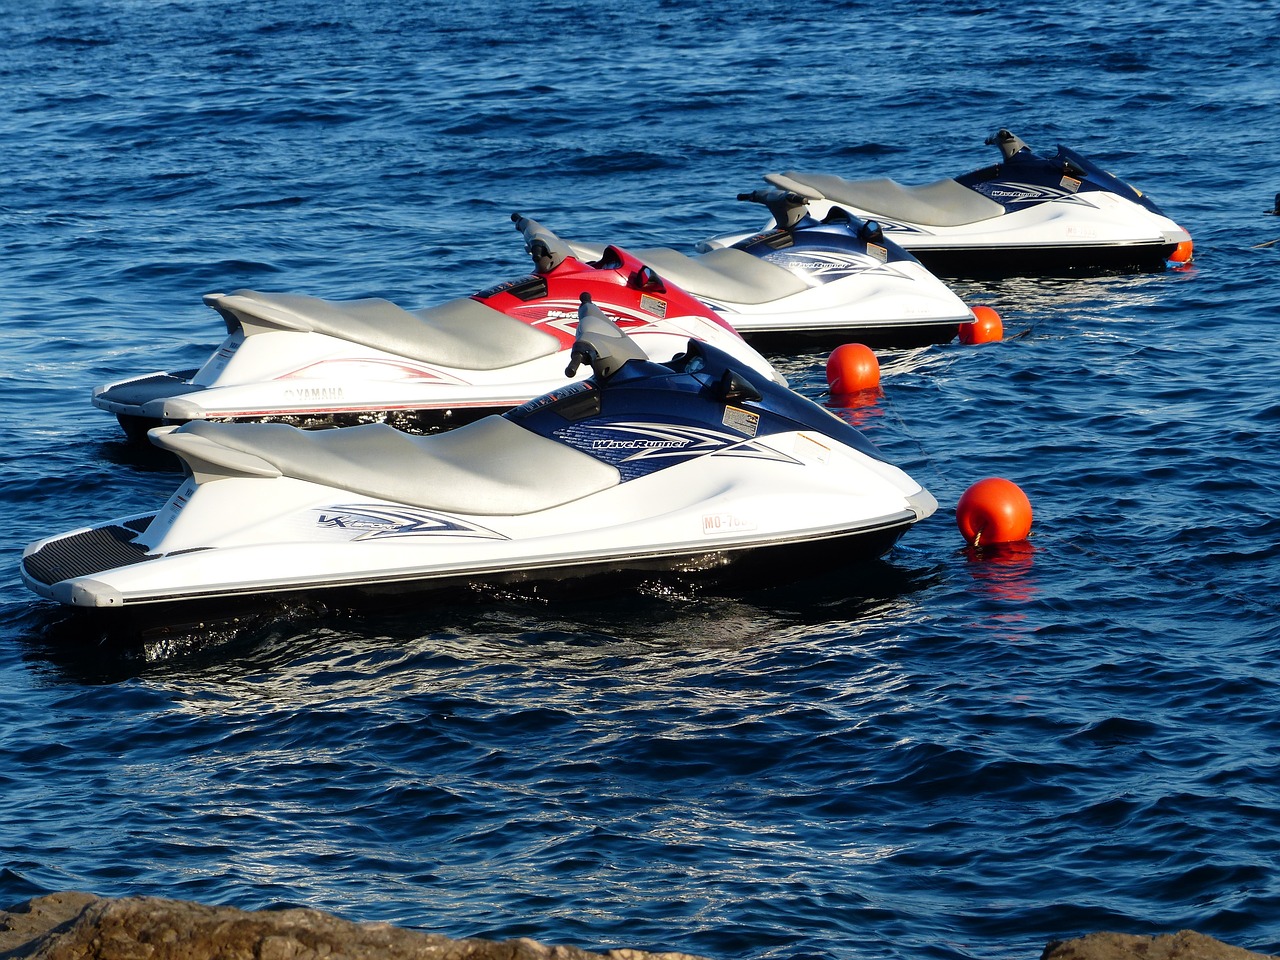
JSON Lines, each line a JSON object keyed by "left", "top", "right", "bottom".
{"left": 0, "top": 893, "right": 710, "bottom": 960}
{"left": 3, "top": 895, "right": 1276, "bottom": 960}
{"left": 1043, "top": 931, "right": 1276, "bottom": 960}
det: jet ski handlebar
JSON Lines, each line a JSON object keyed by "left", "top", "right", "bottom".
{"left": 985, "top": 128, "right": 1032, "bottom": 161}
{"left": 564, "top": 295, "right": 650, "bottom": 380}
{"left": 736, "top": 187, "right": 812, "bottom": 230}
{"left": 511, "top": 212, "right": 576, "bottom": 273}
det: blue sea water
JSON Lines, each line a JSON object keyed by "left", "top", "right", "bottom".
{"left": 2, "top": 1, "right": 1279, "bottom": 959}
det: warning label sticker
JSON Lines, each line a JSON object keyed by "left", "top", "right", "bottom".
{"left": 639, "top": 294, "right": 668, "bottom": 317}
{"left": 722, "top": 405, "right": 759, "bottom": 436}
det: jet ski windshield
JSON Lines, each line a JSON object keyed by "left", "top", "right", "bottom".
{"left": 1052, "top": 144, "right": 1169, "bottom": 214}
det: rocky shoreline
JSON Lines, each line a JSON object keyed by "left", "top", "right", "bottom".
{"left": 0, "top": 893, "right": 1275, "bottom": 960}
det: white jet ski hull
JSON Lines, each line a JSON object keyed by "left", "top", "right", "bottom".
{"left": 23, "top": 444, "right": 935, "bottom": 609}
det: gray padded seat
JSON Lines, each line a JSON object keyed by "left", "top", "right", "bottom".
{"left": 568, "top": 243, "right": 809, "bottom": 305}
{"left": 204, "top": 290, "right": 560, "bottom": 371}
{"left": 771, "top": 171, "right": 1005, "bottom": 227}
{"left": 157, "top": 419, "right": 620, "bottom": 516}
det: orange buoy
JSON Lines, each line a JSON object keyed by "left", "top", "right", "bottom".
{"left": 956, "top": 477, "right": 1033, "bottom": 547}
{"left": 1169, "top": 238, "right": 1194, "bottom": 263}
{"left": 958, "top": 305, "right": 1003, "bottom": 345}
{"left": 826, "top": 342, "right": 880, "bottom": 396}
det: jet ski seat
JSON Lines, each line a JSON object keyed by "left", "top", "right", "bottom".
{"left": 568, "top": 243, "right": 809, "bottom": 305}
{"left": 203, "top": 290, "right": 560, "bottom": 371}
{"left": 769, "top": 172, "right": 1005, "bottom": 228}
{"left": 153, "top": 418, "right": 621, "bottom": 516}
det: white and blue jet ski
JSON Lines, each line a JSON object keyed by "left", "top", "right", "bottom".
{"left": 23, "top": 300, "right": 937, "bottom": 615}
{"left": 568, "top": 187, "right": 976, "bottom": 348}
{"left": 721, "top": 129, "right": 1193, "bottom": 277}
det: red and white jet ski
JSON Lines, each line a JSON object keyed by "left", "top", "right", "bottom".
{"left": 92, "top": 214, "right": 780, "bottom": 442}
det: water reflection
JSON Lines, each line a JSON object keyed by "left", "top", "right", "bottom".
{"left": 824, "top": 391, "right": 882, "bottom": 428}
{"left": 21, "top": 555, "right": 941, "bottom": 689}
{"left": 961, "top": 540, "right": 1039, "bottom": 603}
{"left": 93, "top": 437, "right": 185, "bottom": 476}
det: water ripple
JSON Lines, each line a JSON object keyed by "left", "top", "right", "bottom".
{"left": 3, "top": 2, "right": 1280, "bottom": 960}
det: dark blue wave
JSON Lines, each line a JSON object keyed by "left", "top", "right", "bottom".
{"left": 2, "top": 1, "right": 1280, "bottom": 959}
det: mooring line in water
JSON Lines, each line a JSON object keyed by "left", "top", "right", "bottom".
{"left": 872, "top": 347, "right": 967, "bottom": 500}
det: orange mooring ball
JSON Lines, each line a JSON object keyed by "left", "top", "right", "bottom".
{"left": 826, "top": 343, "right": 880, "bottom": 395}
{"left": 958, "top": 305, "right": 1003, "bottom": 345}
{"left": 956, "top": 477, "right": 1033, "bottom": 547}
